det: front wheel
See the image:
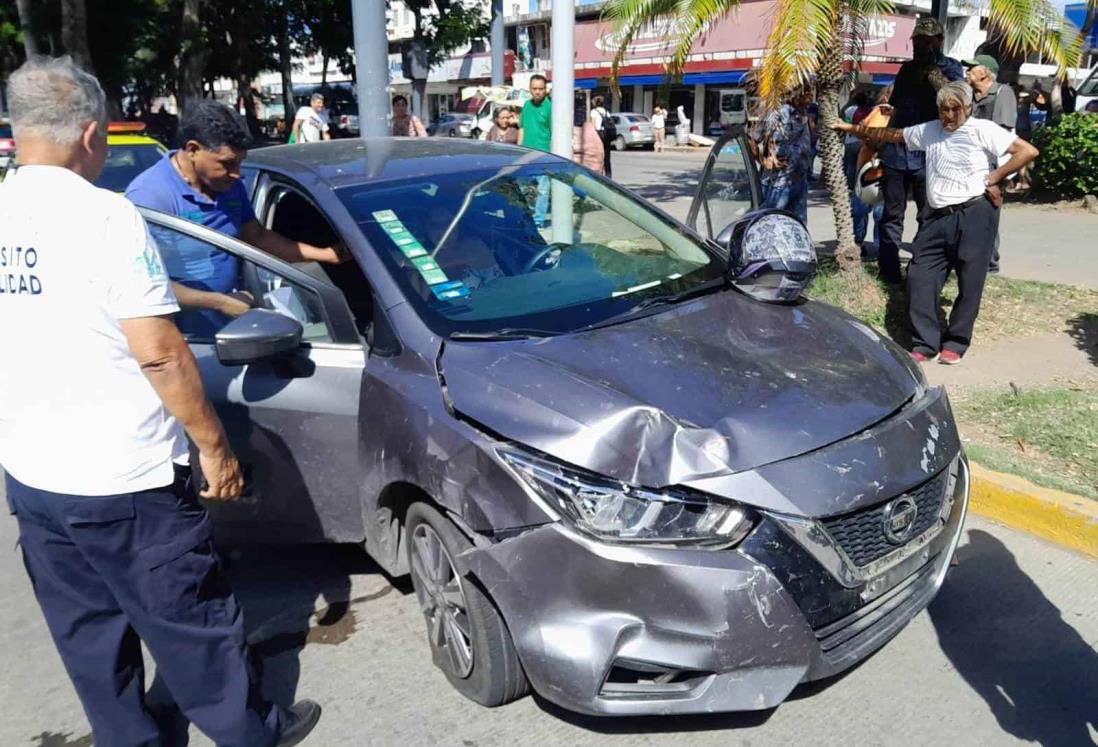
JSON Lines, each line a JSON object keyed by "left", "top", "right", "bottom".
{"left": 471, "top": 128, "right": 482, "bottom": 140}
{"left": 614, "top": 135, "right": 626, "bottom": 151}
{"left": 448, "top": 129, "right": 457, "bottom": 137}
{"left": 406, "top": 502, "right": 529, "bottom": 707}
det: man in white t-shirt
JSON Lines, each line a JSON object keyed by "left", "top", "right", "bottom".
{"left": 0, "top": 58, "right": 319, "bottom": 746}
{"left": 835, "top": 80, "right": 1037, "bottom": 364}
{"left": 292, "top": 92, "right": 331, "bottom": 143}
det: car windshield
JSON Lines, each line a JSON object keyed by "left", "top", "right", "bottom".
{"left": 0, "top": 124, "right": 11, "bottom": 138}
{"left": 94, "top": 144, "right": 163, "bottom": 192}
{"left": 338, "top": 162, "right": 724, "bottom": 336}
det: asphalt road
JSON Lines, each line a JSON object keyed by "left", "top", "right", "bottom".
{"left": 2, "top": 479, "right": 1097, "bottom": 746}
{"left": 611, "top": 149, "right": 1098, "bottom": 289}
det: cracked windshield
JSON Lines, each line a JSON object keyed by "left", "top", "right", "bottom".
{"left": 339, "top": 163, "right": 725, "bottom": 335}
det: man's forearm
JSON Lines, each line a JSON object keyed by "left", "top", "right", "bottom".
{"left": 836, "top": 121, "right": 905, "bottom": 145}
{"left": 120, "top": 317, "right": 231, "bottom": 456}
{"left": 241, "top": 222, "right": 339, "bottom": 263}
{"left": 517, "top": 128, "right": 525, "bottom": 146}
{"left": 172, "top": 281, "right": 229, "bottom": 313}
{"left": 989, "top": 141, "right": 1039, "bottom": 185}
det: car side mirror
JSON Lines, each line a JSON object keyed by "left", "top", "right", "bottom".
{"left": 215, "top": 309, "right": 303, "bottom": 365}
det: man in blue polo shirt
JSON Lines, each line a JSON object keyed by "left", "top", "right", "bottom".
{"left": 126, "top": 100, "right": 343, "bottom": 336}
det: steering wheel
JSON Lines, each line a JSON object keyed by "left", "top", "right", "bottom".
{"left": 520, "top": 243, "right": 565, "bottom": 274}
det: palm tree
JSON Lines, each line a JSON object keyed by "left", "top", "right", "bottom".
{"left": 604, "top": 0, "right": 1085, "bottom": 270}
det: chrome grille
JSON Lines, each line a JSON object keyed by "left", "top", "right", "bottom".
{"left": 821, "top": 472, "right": 948, "bottom": 567}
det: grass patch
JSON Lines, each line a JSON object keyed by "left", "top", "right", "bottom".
{"left": 950, "top": 382, "right": 1098, "bottom": 500}
{"left": 808, "top": 262, "right": 1098, "bottom": 347}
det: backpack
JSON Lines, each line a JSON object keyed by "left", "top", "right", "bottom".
{"left": 597, "top": 108, "right": 617, "bottom": 141}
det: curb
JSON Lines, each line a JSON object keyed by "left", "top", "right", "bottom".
{"left": 968, "top": 463, "right": 1098, "bottom": 559}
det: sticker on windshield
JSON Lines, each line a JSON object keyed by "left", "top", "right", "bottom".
{"left": 372, "top": 209, "right": 399, "bottom": 223}
{"left": 430, "top": 279, "right": 470, "bottom": 300}
{"left": 411, "top": 255, "right": 449, "bottom": 285}
{"left": 398, "top": 242, "right": 427, "bottom": 259}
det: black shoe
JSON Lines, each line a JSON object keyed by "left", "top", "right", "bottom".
{"left": 277, "top": 700, "right": 322, "bottom": 747}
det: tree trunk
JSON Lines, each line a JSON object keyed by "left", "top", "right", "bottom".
{"left": 817, "top": 17, "right": 859, "bottom": 270}
{"left": 14, "top": 0, "right": 40, "bottom": 57}
{"left": 321, "top": 52, "right": 329, "bottom": 87}
{"left": 59, "top": 0, "right": 95, "bottom": 72}
{"left": 178, "top": 0, "right": 207, "bottom": 114}
{"left": 278, "top": 16, "right": 295, "bottom": 139}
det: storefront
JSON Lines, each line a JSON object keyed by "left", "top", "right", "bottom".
{"left": 568, "top": 2, "right": 914, "bottom": 134}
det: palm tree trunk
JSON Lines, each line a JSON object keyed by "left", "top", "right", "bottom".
{"left": 59, "top": 0, "right": 95, "bottom": 73}
{"left": 278, "top": 17, "right": 295, "bottom": 139}
{"left": 14, "top": 0, "right": 40, "bottom": 57}
{"left": 817, "top": 14, "right": 859, "bottom": 271}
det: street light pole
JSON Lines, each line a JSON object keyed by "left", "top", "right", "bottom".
{"left": 550, "top": 0, "right": 574, "bottom": 243}
{"left": 352, "top": 0, "right": 392, "bottom": 138}
{"left": 491, "top": 0, "right": 505, "bottom": 87}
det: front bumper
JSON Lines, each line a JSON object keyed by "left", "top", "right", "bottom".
{"left": 456, "top": 459, "right": 968, "bottom": 716}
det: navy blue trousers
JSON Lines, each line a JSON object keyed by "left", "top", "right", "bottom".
{"left": 6, "top": 470, "right": 286, "bottom": 747}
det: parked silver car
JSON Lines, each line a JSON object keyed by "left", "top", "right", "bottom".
{"left": 608, "top": 112, "right": 655, "bottom": 150}
{"left": 428, "top": 112, "right": 476, "bottom": 138}
{"left": 141, "top": 132, "right": 968, "bottom": 717}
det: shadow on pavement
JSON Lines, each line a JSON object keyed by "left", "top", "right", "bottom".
{"left": 1067, "top": 312, "right": 1098, "bottom": 367}
{"left": 928, "top": 530, "right": 1098, "bottom": 747}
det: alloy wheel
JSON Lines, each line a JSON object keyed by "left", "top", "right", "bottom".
{"left": 410, "top": 523, "right": 475, "bottom": 679}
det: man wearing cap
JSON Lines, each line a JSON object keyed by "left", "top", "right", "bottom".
{"left": 873, "top": 17, "right": 964, "bottom": 284}
{"left": 965, "top": 54, "right": 1016, "bottom": 273}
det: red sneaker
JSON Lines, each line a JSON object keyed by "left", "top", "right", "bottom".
{"left": 939, "top": 350, "right": 963, "bottom": 365}
{"left": 910, "top": 351, "right": 935, "bottom": 363}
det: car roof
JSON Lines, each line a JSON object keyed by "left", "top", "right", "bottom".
{"left": 246, "top": 138, "right": 561, "bottom": 189}
{"left": 108, "top": 134, "right": 165, "bottom": 147}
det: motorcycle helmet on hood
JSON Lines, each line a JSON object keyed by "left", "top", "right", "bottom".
{"left": 718, "top": 209, "right": 818, "bottom": 304}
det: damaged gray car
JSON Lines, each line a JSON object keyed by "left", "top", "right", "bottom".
{"left": 138, "top": 132, "right": 969, "bottom": 716}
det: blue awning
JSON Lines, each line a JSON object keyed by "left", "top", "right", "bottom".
{"left": 872, "top": 74, "right": 896, "bottom": 85}
{"left": 575, "top": 78, "right": 597, "bottom": 89}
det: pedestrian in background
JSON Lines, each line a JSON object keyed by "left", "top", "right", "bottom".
{"left": 652, "top": 106, "right": 667, "bottom": 152}
{"left": 391, "top": 95, "right": 427, "bottom": 137}
{"left": 966, "top": 54, "right": 1015, "bottom": 273}
{"left": 837, "top": 80, "right": 1038, "bottom": 364}
{"left": 573, "top": 105, "right": 605, "bottom": 174}
{"left": 487, "top": 105, "right": 519, "bottom": 144}
{"left": 519, "top": 75, "right": 554, "bottom": 227}
{"left": 875, "top": 17, "right": 964, "bottom": 283}
{"left": 0, "top": 56, "right": 320, "bottom": 747}
{"left": 843, "top": 91, "right": 874, "bottom": 251}
{"left": 857, "top": 85, "right": 895, "bottom": 253}
{"left": 292, "top": 92, "right": 331, "bottom": 143}
{"left": 518, "top": 74, "right": 552, "bottom": 151}
{"left": 750, "top": 85, "right": 813, "bottom": 224}
{"left": 590, "top": 95, "right": 614, "bottom": 177}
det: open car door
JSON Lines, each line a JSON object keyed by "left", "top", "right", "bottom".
{"left": 686, "top": 127, "right": 762, "bottom": 243}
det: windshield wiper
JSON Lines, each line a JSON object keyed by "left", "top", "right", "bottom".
{"left": 626, "top": 278, "right": 727, "bottom": 312}
{"left": 449, "top": 327, "right": 559, "bottom": 341}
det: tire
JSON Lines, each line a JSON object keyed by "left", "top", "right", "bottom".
{"left": 448, "top": 129, "right": 457, "bottom": 137}
{"left": 405, "top": 502, "right": 529, "bottom": 707}
{"left": 614, "top": 135, "right": 626, "bottom": 151}
{"left": 471, "top": 128, "right": 482, "bottom": 140}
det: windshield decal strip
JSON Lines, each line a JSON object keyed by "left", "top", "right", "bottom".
{"left": 612, "top": 280, "right": 662, "bottom": 298}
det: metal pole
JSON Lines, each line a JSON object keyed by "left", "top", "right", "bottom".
{"left": 930, "top": 0, "right": 948, "bottom": 26}
{"left": 353, "top": 0, "right": 391, "bottom": 138}
{"left": 491, "top": 0, "right": 505, "bottom": 87}
{"left": 550, "top": 0, "right": 574, "bottom": 243}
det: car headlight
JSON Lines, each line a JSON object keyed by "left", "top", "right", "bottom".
{"left": 496, "top": 445, "right": 754, "bottom": 548}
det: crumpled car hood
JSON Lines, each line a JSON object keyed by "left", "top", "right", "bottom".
{"left": 441, "top": 290, "right": 919, "bottom": 488}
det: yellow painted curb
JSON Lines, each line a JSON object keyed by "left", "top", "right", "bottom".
{"left": 968, "top": 463, "right": 1098, "bottom": 559}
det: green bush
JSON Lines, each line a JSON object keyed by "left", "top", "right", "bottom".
{"left": 1032, "top": 113, "right": 1098, "bottom": 198}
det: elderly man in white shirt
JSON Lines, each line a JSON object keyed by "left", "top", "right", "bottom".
{"left": 835, "top": 80, "right": 1038, "bottom": 365}
{"left": 0, "top": 57, "right": 319, "bottom": 747}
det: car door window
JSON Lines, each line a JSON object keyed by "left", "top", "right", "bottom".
{"left": 698, "top": 138, "right": 756, "bottom": 240}
{"left": 148, "top": 222, "right": 335, "bottom": 344}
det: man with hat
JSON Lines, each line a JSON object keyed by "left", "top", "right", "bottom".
{"left": 872, "top": 16, "right": 964, "bottom": 284}
{"left": 965, "top": 53, "right": 1016, "bottom": 273}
